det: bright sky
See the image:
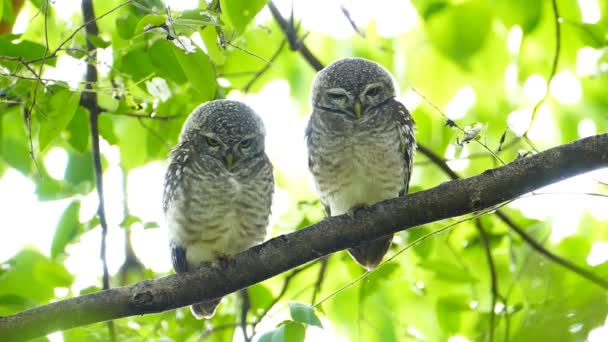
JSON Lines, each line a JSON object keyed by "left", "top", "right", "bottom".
{"left": 3, "top": 0, "right": 608, "bottom": 341}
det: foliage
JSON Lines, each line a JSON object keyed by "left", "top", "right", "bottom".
{"left": 1, "top": 0, "right": 608, "bottom": 341}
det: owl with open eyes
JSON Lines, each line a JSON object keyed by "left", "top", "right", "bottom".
{"left": 163, "top": 100, "right": 274, "bottom": 318}
{"left": 306, "top": 57, "right": 416, "bottom": 271}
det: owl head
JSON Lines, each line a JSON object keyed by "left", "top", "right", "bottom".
{"left": 179, "top": 100, "right": 266, "bottom": 169}
{"left": 311, "top": 57, "right": 397, "bottom": 120}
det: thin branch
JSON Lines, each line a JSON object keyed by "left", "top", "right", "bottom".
{"left": 310, "top": 256, "right": 328, "bottom": 304}
{"left": 417, "top": 143, "right": 608, "bottom": 289}
{"left": 240, "top": 290, "right": 251, "bottom": 342}
{"left": 496, "top": 211, "right": 608, "bottom": 288}
{"left": 267, "top": 1, "right": 324, "bottom": 72}
{"left": 251, "top": 261, "right": 318, "bottom": 336}
{"left": 80, "top": 0, "right": 115, "bottom": 340}
{"left": 24, "top": 1, "right": 133, "bottom": 65}
{"left": 1, "top": 133, "right": 607, "bottom": 341}
{"left": 475, "top": 219, "right": 500, "bottom": 342}
{"left": 340, "top": 5, "right": 365, "bottom": 37}
{"left": 526, "top": 0, "right": 561, "bottom": 132}
{"left": 243, "top": 38, "right": 288, "bottom": 93}
{"left": 105, "top": 111, "right": 181, "bottom": 121}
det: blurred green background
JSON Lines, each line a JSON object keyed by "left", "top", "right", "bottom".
{"left": 1, "top": 0, "right": 608, "bottom": 341}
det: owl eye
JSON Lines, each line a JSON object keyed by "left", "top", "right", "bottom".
{"left": 239, "top": 138, "right": 253, "bottom": 148}
{"left": 327, "top": 92, "right": 346, "bottom": 100}
{"left": 206, "top": 137, "right": 220, "bottom": 146}
{"left": 366, "top": 86, "right": 380, "bottom": 97}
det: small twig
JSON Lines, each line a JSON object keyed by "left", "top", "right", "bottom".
{"left": 340, "top": 5, "right": 365, "bottom": 37}
{"left": 81, "top": 0, "right": 115, "bottom": 340}
{"left": 227, "top": 42, "right": 273, "bottom": 65}
{"left": 251, "top": 261, "right": 318, "bottom": 336}
{"left": 410, "top": 88, "right": 506, "bottom": 164}
{"left": 243, "top": 39, "right": 287, "bottom": 93}
{"left": 105, "top": 111, "right": 181, "bottom": 121}
{"left": 267, "top": 1, "right": 324, "bottom": 72}
{"left": 526, "top": 0, "right": 561, "bottom": 134}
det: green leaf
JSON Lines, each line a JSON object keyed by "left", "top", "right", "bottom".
{"left": 34, "top": 260, "right": 74, "bottom": 287}
{"left": 148, "top": 39, "right": 187, "bottom": 84}
{"left": 98, "top": 114, "right": 119, "bottom": 145}
{"left": 425, "top": 0, "right": 492, "bottom": 62}
{"left": 404, "top": 226, "right": 434, "bottom": 258}
{"left": 135, "top": 14, "right": 167, "bottom": 34}
{"left": 0, "top": 36, "right": 52, "bottom": 65}
{"left": 64, "top": 151, "right": 94, "bottom": 190}
{"left": 66, "top": 108, "right": 90, "bottom": 153}
{"left": 0, "top": 249, "right": 69, "bottom": 307}
{"left": 86, "top": 35, "right": 111, "bottom": 48}
{"left": 143, "top": 221, "right": 160, "bottom": 229}
{"left": 120, "top": 214, "right": 141, "bottom": 229}
{"left": 288, "top": 302, "right": 323, "bottom": 328}
{"left": 116, "top": 13, "right": 138, "bottom": 40}
{"left": 39, "top": 90, "right": 81, "bottom": 151}
{"left": 436, "top": 295, "right": 469, "bottom": 333}
{"left": 51, "top": 201, "right": 81, "bottom": 259}
{"left": 569, "top": 22, "right": 608, "bottom": 48}
{"left": 220, "top": 0, "right": 268, "bottom": 33}
{"left": 201, "top": 26, "right": 226, "bottom": 66}
{"left": 360, "top": 263, "right": 399, "bottom": 301}
{"left": 0, "top": 137, "right": 33, "bottom": 175}
{"left": 418, "top": 260, "right": 478, "bottom": 283}
{"left": 0, "top": 0, "right": 4, "bottom": 22}
{"left": 248, "top": 283, "right": 274, "bottom": 315}
{"left": 173, "top": 45, "right": 217, "bottom": 101}
{"left": 117, "top": 50, "right": 155, "bottom": 82}
{"left": 495, "top": 0, "right": 542, "bottom": 32}
{"left": 0, "top": 295, "right": 38, "bottom": 316}
{"left": 259, "top": 321, "right": 306, "bottom": 342}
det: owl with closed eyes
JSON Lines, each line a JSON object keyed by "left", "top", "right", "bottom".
{"left": 306, "top": 57, "right": 416, "bottom": 271}
{"left": 163, "top": 100, "right": 274, "bottom": 318}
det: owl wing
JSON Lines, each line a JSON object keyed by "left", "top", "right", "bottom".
{"left": 305, "top": 113, "right": 333, "bottom": 216}
{"left": 162, "top": 142, "right": 191, "bottom": 213}
{"left": 163, "top": 143, "right": 193, "bottom": 273}
{"left": 388, "top": 99, "right": 416, "bottom": 196}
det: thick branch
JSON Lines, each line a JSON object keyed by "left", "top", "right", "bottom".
{"left": 0, "top": 134, "right": 607, "bottom": 340}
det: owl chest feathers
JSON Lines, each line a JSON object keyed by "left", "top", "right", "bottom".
{"left": 166, "top": 159, "right": 272, "bottom": 265}
{"left": 311, "top": 119, "right": 406, "bottom": 216}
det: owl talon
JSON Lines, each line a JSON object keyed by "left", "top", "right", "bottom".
{"left": 214, "top": 255, "right": 233, "bottom": 269}
{"left": 347, "top": 204, "right": 369, "bottom": 219}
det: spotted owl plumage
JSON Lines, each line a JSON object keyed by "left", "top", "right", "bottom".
{"left": 305, "top": 57, "right": 416, "bottom": 271}
{"left": 163, "top": 100, "right": 274, "bottom": 319}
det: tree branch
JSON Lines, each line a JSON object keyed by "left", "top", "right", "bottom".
{"left": 1, "top": 134, "right": 607, "bottom": 341}
{"left": 267, "top": 1, "right": 324, "bottom": 72}
{"left": 80, "top": 0, "right": 115, "bottom": 339}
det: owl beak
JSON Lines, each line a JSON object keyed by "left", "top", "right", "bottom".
{"left": 354, "top": 101, "right": 362, "bottom": 119}
{"left": 225, "top": 152, "right": 234, "bottom": 169}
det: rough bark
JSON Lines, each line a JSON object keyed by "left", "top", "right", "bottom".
{"left": 0, "top": 133, "right": 607, "bottom": 341}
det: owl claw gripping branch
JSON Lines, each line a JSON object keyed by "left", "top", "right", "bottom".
{"left": 163, "top": 100, "right": 274, "bottom": 319}
{"left": 306, "top": 57, "right": 416, "bottom": 271}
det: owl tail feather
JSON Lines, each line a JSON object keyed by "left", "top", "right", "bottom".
{"left": 348, "top": 234, "right": 393, "bottom": 271}
{"left": 191, "top": 297, "right": 222, "bottom": 319}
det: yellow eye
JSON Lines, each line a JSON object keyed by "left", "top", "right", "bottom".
{"left": 240, "top": 138, "right": 253, "bottom": 148}
{"left": 206, "top": 137, "right": 220, "bottom": 146}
